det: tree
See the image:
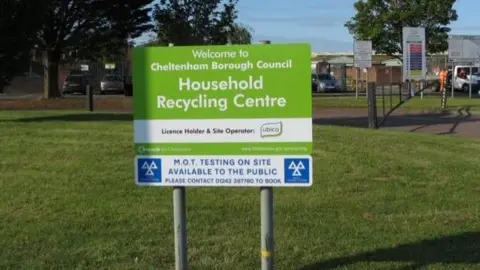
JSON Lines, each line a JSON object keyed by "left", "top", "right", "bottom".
{"left": 144, "top": 22, "right": 253, "bottom": 47}
{"left": 345, "top": 0, "right": 458, "bottom": 58}
{"left": 37, "top": 0, "right": 154, "bottom": 98}
{"left": 228, "top": 23, "right": 253, "bottom": 44}
{"left": 0, "top": 0, "right": 47, "bottom": 92}
{"left": 152, "top": 0, "right": 240, "bottom": 46}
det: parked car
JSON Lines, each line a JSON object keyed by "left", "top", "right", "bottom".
{"left": 100, "top": 74, "right": 125, "bottom": 95}
{"left": 62, "top": 74, "right": 90, "bottom": 95}
{"left": 435, "top": 66, "right": 480, "bottom": 93}
{"left": 312, "top": 73, "right": 340, "bottom": 93}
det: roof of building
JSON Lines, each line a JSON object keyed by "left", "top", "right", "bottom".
{"left": 381, "top": 58, "right": 403, "bottom": 67}
{"left": 311, "top": 51, "right": 448, "bottom": 63}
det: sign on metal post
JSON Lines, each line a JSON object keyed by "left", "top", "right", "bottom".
{"left": 105, "top": 63, "right": 116, "bottom": 69}
{"left": 354, "top": 40, "right": 372, "bottom": 68}
{"left": 132, "top": 43, "right": 313, "bottom": 269}
{"left": 354, "top": 40, "right": 372, "bottom": 100}
{"left": 80, "top": 64, "right": 89, "bottom": 71}
{"left": 402, "top": 27, "right": 427, "bottom": 82}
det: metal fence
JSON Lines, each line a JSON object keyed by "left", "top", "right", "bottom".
{"left": 77, "top": 61, "right": 127, "bottom": 78}
{"left": 426, "top": 55, "right": 449, "bottom": 75}
{"left": 312, "top": 55, "right": 449, "bottom": 92}
{"left": 68, "top": 60, "right": 128, "bottom": 88}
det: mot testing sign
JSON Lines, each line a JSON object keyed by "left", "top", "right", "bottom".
{"left": 402, "top": 27, "right": 427, "bottom": 81}
{"left": 133, "top": 44, "right": 313, "bottom": 187}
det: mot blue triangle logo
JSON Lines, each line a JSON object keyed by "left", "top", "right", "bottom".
{"left": 141, "top": 160, "right": 158, "bottom": 176}
{"left": 137, "top": 158, "right": 162, "bottom": 183}
{"left": 287, "top": 160, "right": 305, "bottom": 177}
{"left": 284, "top": 158, "right": 310, "bottom": 184}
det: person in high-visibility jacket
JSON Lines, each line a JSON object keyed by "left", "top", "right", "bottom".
{"left": 439, "top": 69, "right": 447, "bottom": 92}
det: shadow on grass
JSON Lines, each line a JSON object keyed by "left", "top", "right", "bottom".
{"left": 300, "top": 232, "right": 480, "bottom": 270}
{"left": 8, "top": 113, "right": 133, "bottom": 122}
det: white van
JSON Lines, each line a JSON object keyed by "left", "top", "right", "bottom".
{"left": 451, "top": 65, "right": 480, "bottom": 92}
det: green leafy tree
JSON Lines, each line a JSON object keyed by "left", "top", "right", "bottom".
{"left": 37, "top": 0, "right": 153, "bottom": 98}
{"left": 145, "top": 22, "right": 252, "bottom": 46}
{"left": 152, "top": 0, "right": 240, "bottom": 46}
{"left": 228, "top": 23, "right": 253, "bottom": 44}
{"left": 345, "top": 0, "right": 458, "bottom": 58}
{"left": 0, "top": 0, "right": 46, "bottom": 92}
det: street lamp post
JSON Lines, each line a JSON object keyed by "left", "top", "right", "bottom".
{"left": 224, "top": 26, "right": 232, "bottom": 45}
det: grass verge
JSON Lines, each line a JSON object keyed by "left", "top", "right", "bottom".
{"left": 0, "top": 111, "right": 479, "bottom": 269}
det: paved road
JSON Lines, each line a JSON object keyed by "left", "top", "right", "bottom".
{"left": 314, "top": 108, "right": 480, "bottom": 138}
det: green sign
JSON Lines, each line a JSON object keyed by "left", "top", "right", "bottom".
{"left": 133, "top": 44, "right": 312, "bottom": 156}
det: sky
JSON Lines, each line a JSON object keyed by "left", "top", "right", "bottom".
{"left": 137, "top": 0, "right": 479, "bottom": 52}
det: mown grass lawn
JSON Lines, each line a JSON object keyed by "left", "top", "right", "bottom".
{"left": 0, "top": 111, "right": 479, "bottom": 270}
{"left": 315, "top": 95, "right": 480, "bottom": 113}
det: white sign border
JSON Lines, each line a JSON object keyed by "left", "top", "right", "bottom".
{"left": 402, "top": 27, "right": 427, "bottom": 81}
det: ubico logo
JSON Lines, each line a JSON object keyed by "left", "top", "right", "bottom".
{"left": 260, "top": 122, "right": 283, "bottom": 138}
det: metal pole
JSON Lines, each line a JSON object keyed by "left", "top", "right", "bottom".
{"left": 441, "top": 87, "right": 447, "bottom": 110}
{"left": 399, "top": 82, "right": 403, "bottom": 101}
{"left": 226, "top": 26, "right": 232, "bottom": 45}
{"left": 29, "top": 48, "right": 35, "bottom": 77}
{"left": 400, "top": 64, "right": 403, "bottom": 90}
{"left": 469, "top": 65, "right": 472, "bottom": 99}
{"left": 173, "top": 186, "right": 188, "bottom": 270}
{"left": 355, "top": 68, "right": 359, "bottom": 99}
{"left": 365, "top": 69, "right": 369, "bottom": 97}
{"left": 169, "top": 43, "right": 188, "bottom": 270}
{"left": 420, "top": 80, "right": 424, "bottom": 99}
{"left": 390, "top": 66, "right": 393, "bottom": 85}
{"left": 451, "top": 66, "right": 455, "bottom": 99}
{"left": 441, "top": 67, "right": 447, "bottom": 109}
{"left": 86, "top": 85, "right": 93, "bottom": 111}
{"left": 381, "top": 85, "right": 385, "bottom": 118}
{"left": 260, "top": 186, "right": 274, "bottom": 270}
{"left": 389, "top": 83, "right": 393, "bottom": 110}
{"left": 367, "top": 82, "right": 377, "bottom": 129}
{"left": 259, "top": 40, "right": 274, "bottom": 270}
{"left": 408, "top": 81, "right": 412, "bottom": 99}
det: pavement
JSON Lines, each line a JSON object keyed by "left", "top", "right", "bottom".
{"left": 314, "top": 108, "right": 480, "bottom": 138}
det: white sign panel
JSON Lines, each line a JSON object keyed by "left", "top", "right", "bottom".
{"left": 133, "top": 44, "right": 313, "bottom": 187}
{"left": 105, "top": 63, "right": 116, "bottom": 69}
{"left": 354, "top": 40, "right": 372, "bottom": 68}
{"left": 80, "top": 64, "right": 89, "bottom": 71}
{"left": 448, "top": 35, "right": 480, "bottom": 62}
{"left": 402, "top": 27, "right": 427, "bottom": 81}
